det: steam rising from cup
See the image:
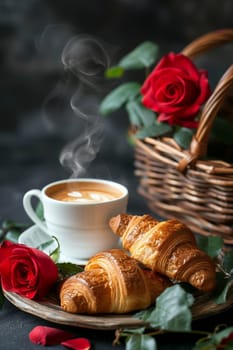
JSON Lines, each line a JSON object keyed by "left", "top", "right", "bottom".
{"left": 61, "top": 35, "right": 110, "bottom": 88}
{"left": 58, "top": 35, "right": 112, "bottom": 178}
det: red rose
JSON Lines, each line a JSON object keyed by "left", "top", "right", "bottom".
{"left": 0, "top": 241, "right": 58, "bottom": 300}
{"left": 141, "top": 52, "right": 211, "bottom": 128}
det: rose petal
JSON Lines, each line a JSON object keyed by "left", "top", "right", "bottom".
{"left": 29, "top": 326, "right": 75, "bottom": 346}
{"left": 155, "top": 52, "right": 201, "bottom": 81}
{"left": 61, "top": 337, "right": 91, "bottom": 350}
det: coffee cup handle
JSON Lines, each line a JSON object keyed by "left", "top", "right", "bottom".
{"left": 23, "top": 189, "right": 49, "bottom": 235}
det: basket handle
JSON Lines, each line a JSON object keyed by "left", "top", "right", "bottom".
{"left": 177, "top": 65, "right": 233, "bottom": 172}
{"left": 177, "top": 29, "right": 233, "bottom": 173}
{"left": 181, "top": 28, "right": 233, "bottom": 59}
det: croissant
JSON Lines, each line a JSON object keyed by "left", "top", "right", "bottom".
{"left": 59, "top": 248, "right": 171, "bottom": 314}
{"left": 109, "top": 214, "right": 216, "bottom": 293}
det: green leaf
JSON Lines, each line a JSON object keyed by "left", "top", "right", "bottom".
{"left": 127, "top": 132, "right": 137, "bottom": 146}
{"left": 105, "top": 66, "right": 125, "bottom": 78}
{"left": 2, "top": 220, "right": 28, "bottom": 231}
{"left": 57, "top": 262, "right": 84, "bottom": 279}
{"left": 36, "top": 201, "right": 44, "bottom": 221}
{"left": 118, "top": 41, "right": 159, "bottom": 70}
{"left": 0, "top": 229, "right": 4, "bottom": 243}
{"left": 223, "top": 249, "right": 233, "bottom": 274}
{"left": 99, "top": 82, "right": 141, "bottom": 115}
{"left": 126, "top": 99, "right": 156, "bottom": 127}
{"left": 122, "top": 327, "right": 145, "bottom": 335}
{"left": 36, "top": 238, "right": 55, "bottom": 251}
{"left": 135, "top": 121, "right": 172, "bottom": 139}
{"left": 196, "top": 235, "right": 224, "bottom": 258}
{"left": 146, "top": 284, "right": 194, "bottom": 332}
{"left": 134, "top": 307, "right": 154, "bottom": 322}
{"left": 0, "top": 220, "right": 29, "bottom": 243}
{"left": 5, "top": 229, "right": 22, "bottom": 243}
{"left": 173, "top": 127, "right": 195, "bottom": 149}
{"left": 126, "top": 334, "right": 157, "bottom": 350}
{"left": 211, "top": 326, "right": 233, "bottom": 346}
{"left": 192, "top": 336, "right": 214, "bottom": 350}
{"left": 49, "top": 236, "right": 60, "bottom": 263}
{"left": 212, "top": 273, "right": 233, "bottom": 304}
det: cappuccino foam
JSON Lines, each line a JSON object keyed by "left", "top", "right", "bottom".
{"left": 46, "top": 181, "right": 123, "bottom": 203}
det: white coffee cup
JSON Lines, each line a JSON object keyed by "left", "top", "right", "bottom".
{"left": 23, "top": 178, "right": 128, "bottom": 263}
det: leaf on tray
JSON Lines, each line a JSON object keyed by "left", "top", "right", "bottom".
{"left": 57, "top": 262, "right": 84, "bottom": 280}
{"left": 193, "top": 326, "right": 233, "bottom": 350}
{"left": 0, "top": 220, "right": 29, "bottom": 243}
{"left": 222, "top": 249, "right": 233, "bottom": 275}
{"left": 212, "top": 272, "right": 233, "bottom": 305}
{"left": 144, "top": 284, "right": 194, "bottom": 332}
{"left": 5, "top": 228, "right": 22, "bottom": 243}
{"left": 125, "top": 334, "right": 157, "bottom": 350}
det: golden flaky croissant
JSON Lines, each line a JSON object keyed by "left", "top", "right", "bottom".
{"left": 59, "top": 248, "right": 171, "bottom": 314}
{"left": 109, "top": 214, "right": 216, "bottom": 293}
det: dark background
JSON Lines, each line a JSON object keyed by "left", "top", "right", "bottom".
{"left": 0, "top": 1, "right": 233, "bottom": 350}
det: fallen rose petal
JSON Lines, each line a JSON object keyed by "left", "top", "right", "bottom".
{"left": 61, "top": 337, "right": 91, "bottom": 350}
{"left": 29, "top": 325, "right": 75, "bottom": 346}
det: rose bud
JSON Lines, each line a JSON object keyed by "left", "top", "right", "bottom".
{"left": 0, "top": 240, "right": 58, "bottom": 299}
{"left": 61, "top": 337, "right": 91, "bottom": 350}
{"left": 29, "top": 326, "right": 75, "bottom": 346}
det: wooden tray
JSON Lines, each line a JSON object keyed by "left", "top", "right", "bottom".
{"left": 4, "top": 287, "right": 233, "bottom": 330}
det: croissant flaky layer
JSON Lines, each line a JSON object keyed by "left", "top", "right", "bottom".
{"left": 60, "top": 249, "right": 171, "bottom": 314}
{"left": 109, "top": 214, "right": 216, "bottom": 293}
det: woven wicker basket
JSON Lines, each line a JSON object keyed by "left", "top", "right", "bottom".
{"left": 133, "top": 29, "right": 233, "bottom": 243}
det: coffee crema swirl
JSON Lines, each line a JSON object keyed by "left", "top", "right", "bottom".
{"left": 46, "top": 182, "right": 123, "bottom": 203}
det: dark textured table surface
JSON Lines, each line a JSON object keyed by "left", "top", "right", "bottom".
{"left": 1, "top": 292, "right": 233, "bottom": 350}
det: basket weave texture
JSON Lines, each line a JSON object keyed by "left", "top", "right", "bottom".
{"left": 133, "top": 29, "right": 233, "bottom": 243}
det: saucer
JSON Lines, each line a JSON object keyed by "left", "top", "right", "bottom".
{"left": 18, "top": 225, "right": 88, "bottom": 265}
